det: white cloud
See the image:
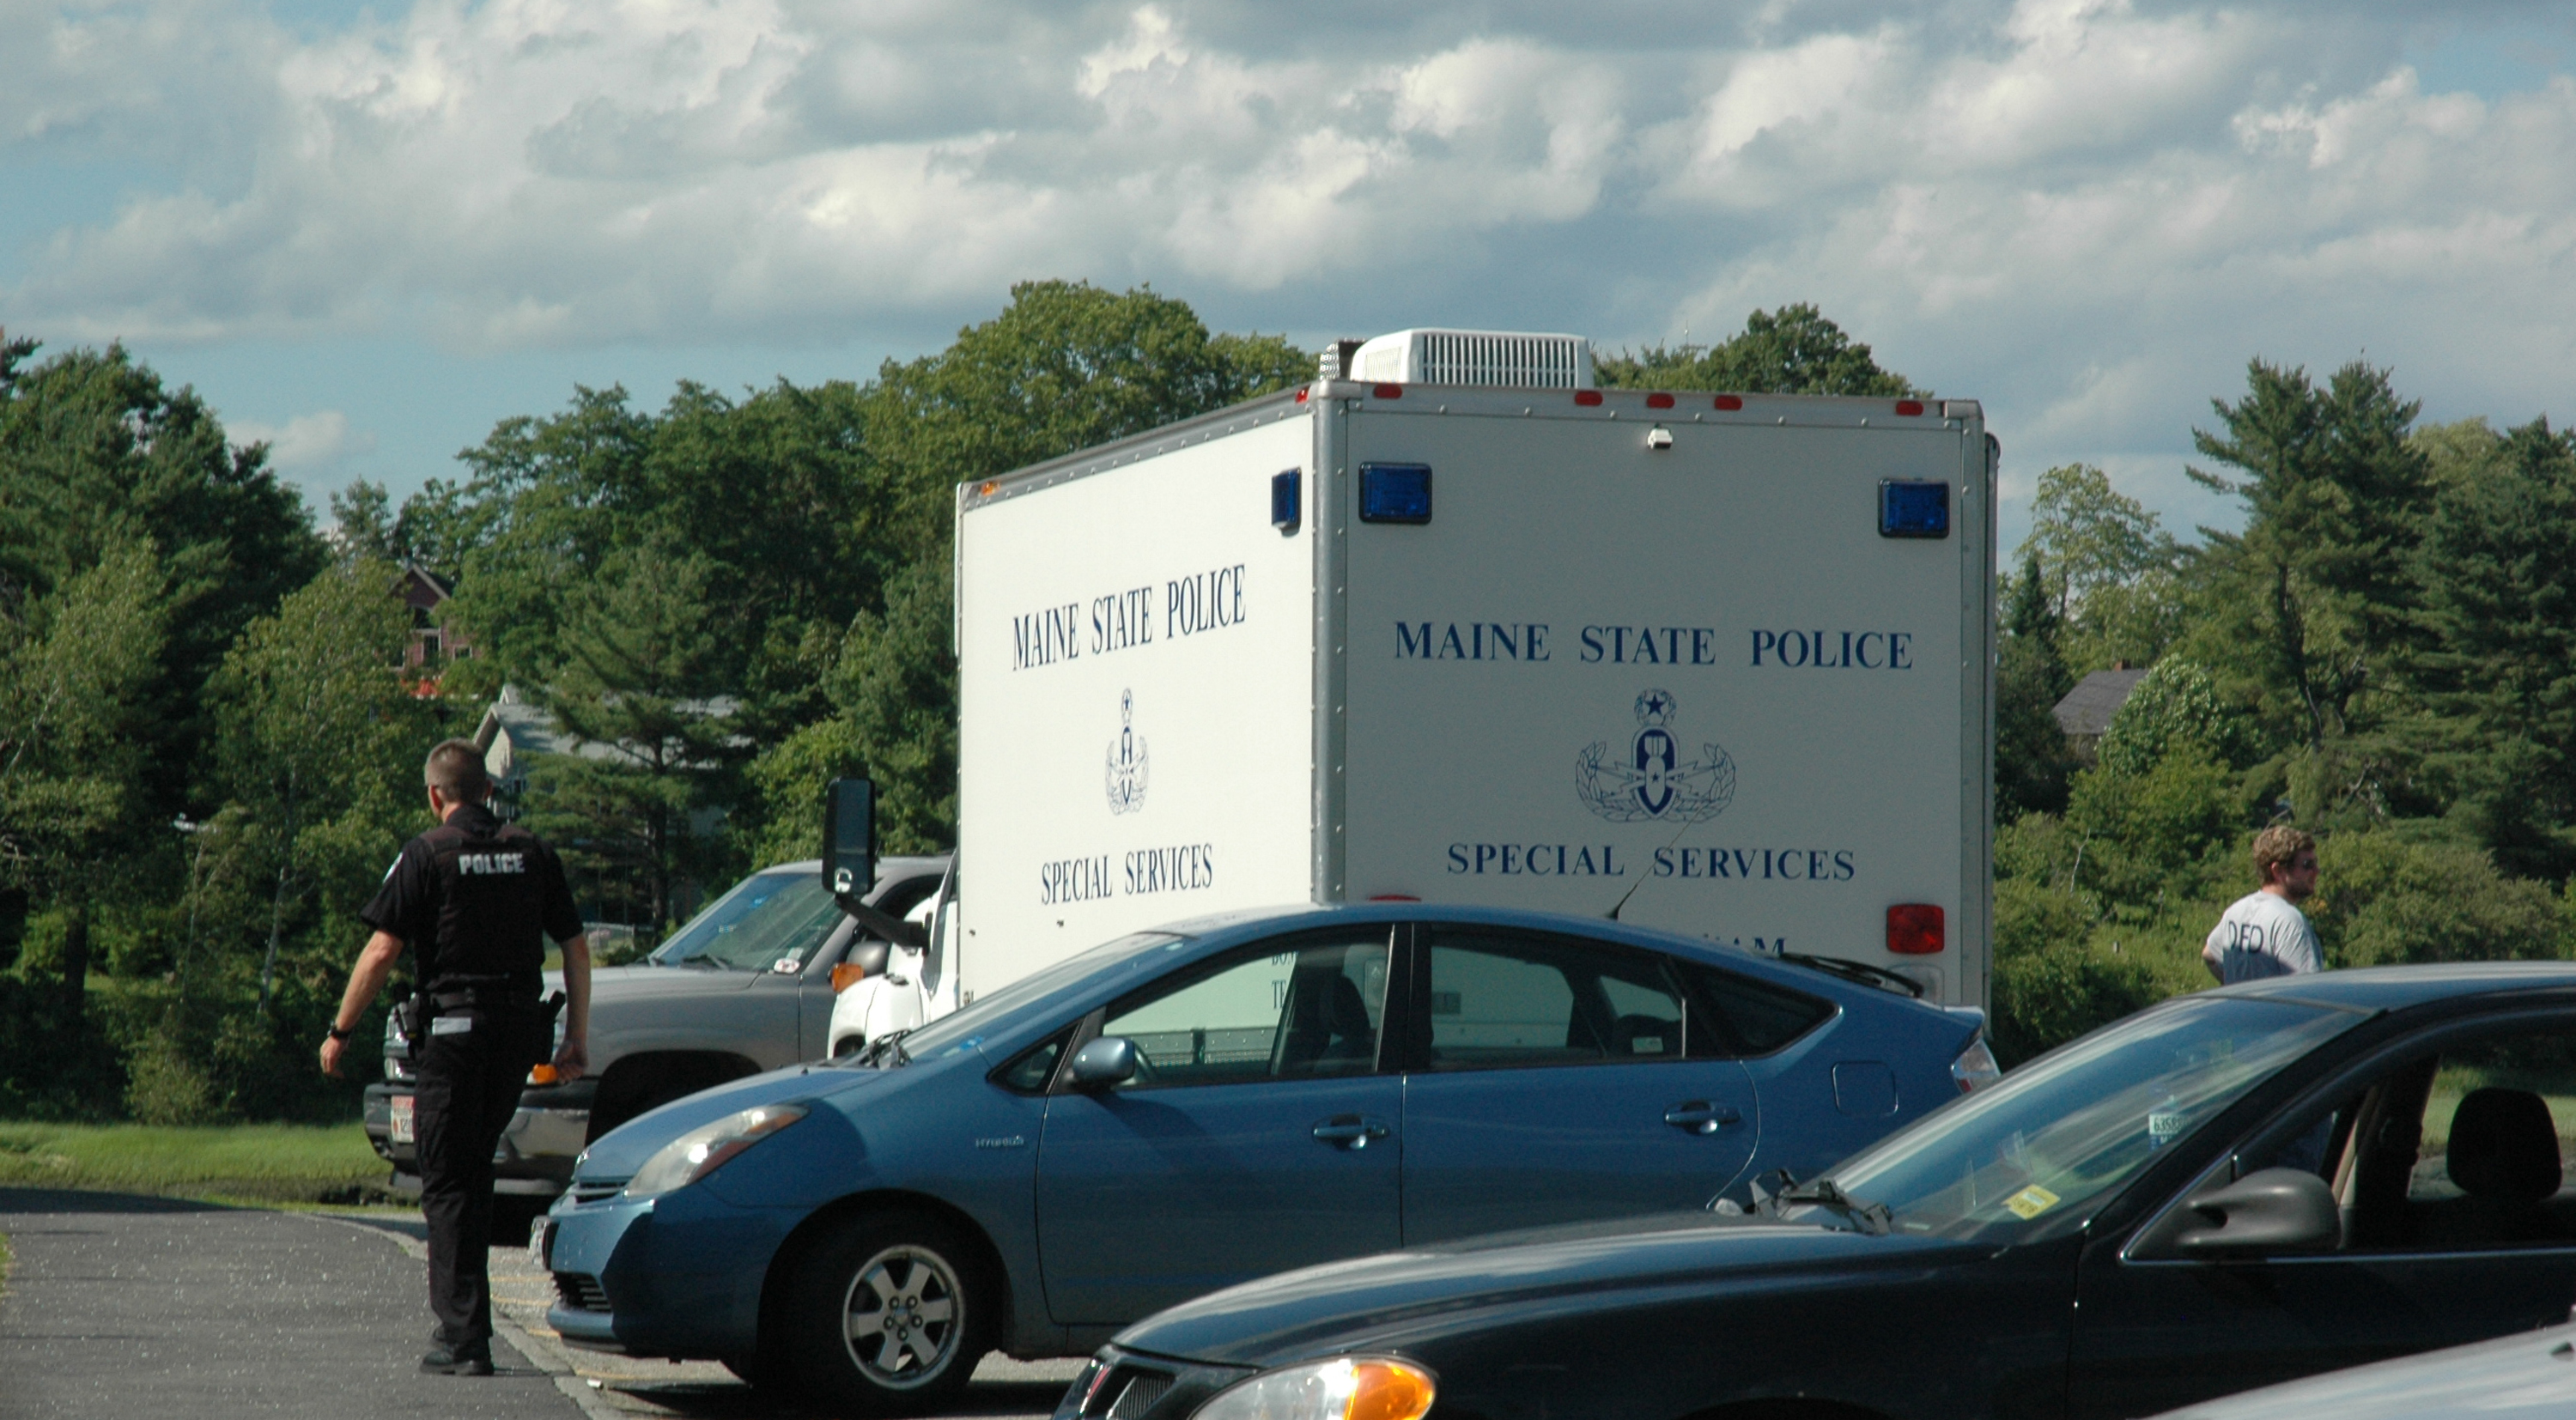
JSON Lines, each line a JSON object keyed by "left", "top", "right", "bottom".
{"left": 3, "top": 0, "right": 2573, "bottom": 543}
{"left": 229, "top": 409, "right": 376, "bottom": 474}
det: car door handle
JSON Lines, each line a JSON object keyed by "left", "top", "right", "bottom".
{"left": 1665, "top": 1101, "right": 1741, "bottom": 1134}
{"left": 1312, "top": 1115, "right": 1392, "bottom": 1150}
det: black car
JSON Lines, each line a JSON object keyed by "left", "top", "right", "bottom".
{"left": 1065, "top": 964, "right": 2576, "bottom": 1420}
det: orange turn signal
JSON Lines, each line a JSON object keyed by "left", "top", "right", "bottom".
{"left": 831, "top": 963, "right": 866, "bottom": 994}
{"left": 1347, "top": 1362, "right": 1436, "bottom": 1420}
{"left": 527, "top": 1064, "right": 560, "bottom": 1085}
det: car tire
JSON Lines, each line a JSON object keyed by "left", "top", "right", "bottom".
{"left": 782, "top": 1211, "right": 987, "bottom": 1416}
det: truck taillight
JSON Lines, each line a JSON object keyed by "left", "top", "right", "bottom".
{"left": 1713, "top": 395, "right": 1742, "bottom": 410}
{"left": 1886, "top": 903, "right": 1944, "bottom": 955}
{"left": 1574, "top": 390, "right": 1604, "bottom": 406}
{"left": 1950, "top": 1038, "right": 2002, "bottom": 1093}
{"left": 1646, "top": 392, "right": 1674, "bottom": 409}
{"left": 1896, "top": 399, "right": 1925, "bottom": 416}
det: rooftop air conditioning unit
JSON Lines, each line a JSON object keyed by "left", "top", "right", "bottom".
{"left": 1345, "top": 328, "right": 1595, "bottom": 391}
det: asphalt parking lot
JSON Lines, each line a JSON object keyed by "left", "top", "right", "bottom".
{"left": 0, "top": 1188, "right": 1081, "bottom": 1420}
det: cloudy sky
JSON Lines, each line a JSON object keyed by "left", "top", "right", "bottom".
{"left": 6, "top": 0, "right": 2572, "bottom": 550}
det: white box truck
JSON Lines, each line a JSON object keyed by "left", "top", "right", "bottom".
{"left": 843, "top": 327, "right": 1995, "bottom": 1044}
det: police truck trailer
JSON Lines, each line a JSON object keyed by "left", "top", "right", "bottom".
{"left": 834, "top": 327, "right": 1997, "bottom": 1046}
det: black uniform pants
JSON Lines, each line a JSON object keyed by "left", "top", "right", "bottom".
{"left": 415, "top": 1005, "right": 545, "bottom": 1349}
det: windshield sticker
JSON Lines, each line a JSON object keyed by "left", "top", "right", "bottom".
{"left": 2002, "top": 1185, "right": 2060, "bottom": 1220}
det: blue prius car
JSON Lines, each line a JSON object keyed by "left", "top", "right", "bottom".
{"left": 539, "top": 903, "right": 1994, "bottom": 1412}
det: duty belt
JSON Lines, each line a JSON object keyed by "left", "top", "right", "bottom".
{"left": 429, "top": 990, "right": 542, "bottom": 1013}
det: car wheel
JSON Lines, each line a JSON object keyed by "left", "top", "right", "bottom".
{"left": 783, "top": 1212, "right": 986, "bottom": 1415}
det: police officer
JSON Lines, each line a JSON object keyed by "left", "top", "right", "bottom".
{"left": 319, "top": 738, "right": 592, "bottom": 1376}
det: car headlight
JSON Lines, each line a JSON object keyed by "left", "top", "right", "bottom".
{"left": 1190, "top": 1357, "right": 1434, "bottom": 1420}
{"left": 621, "top": 1103, "right": 809, "bottom": 1200}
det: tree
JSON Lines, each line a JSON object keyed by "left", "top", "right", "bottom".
{"left": 1995, "top": 552, "right": 2078, "bottom": 819}
{"left": 747, "top": 562, "right": 957, "bottom": 863}
{"left": 0, "top": 338, "right": 327, "bottom": 823}
{"left": 860, "top": 280, "right": 1311, "bottom": 543}
{"left": 2017, "top": 464, "right": 2188, "bottom": 671}
{"left": 208, "top": 559, "right": 432, "bottom": 1008}
{"left": 1596, "top": 304, "right": 1923, "bottom": 397}
{"left": 529, "top": 546, "right": 744, "bottom": 933}
{"left": 327, "top": 480, "right": 402, "bottom": 564}
{"left": 2407, "top": 417, "right": 2576, "bottom": 875}
{"left": 2184, "top": 359, "right": 2432, "bottom": 752}
{"left": 2095, "top": 659, "right": 2243, "bottom": 777}
{"left": 738, "top": 282, "right": 1310, "bottom": 862}
{"left": 0, "top": 538, "right": 169, "bottom": 1015}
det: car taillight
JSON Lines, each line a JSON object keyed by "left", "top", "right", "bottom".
{"left": 1950, "top": 1038, "right": 2002, "bottom": 1093}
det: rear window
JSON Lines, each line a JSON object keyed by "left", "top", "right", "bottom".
{"left": 1680, "top": 962, "right": 1835, "bottom": 1056}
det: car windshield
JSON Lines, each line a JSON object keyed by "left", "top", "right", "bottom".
{"left": 1812, "top": 996, "right": 2362, "bottom": 1242}
{"left": 854, "top": 931, "right": 1189, "bottom": 1066}
{"left": 649, "top": 871, "right": 844, "bottom": 972}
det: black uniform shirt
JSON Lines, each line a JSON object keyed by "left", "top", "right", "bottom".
{"left": 361, "top": 803, "right": 583, "bottom": 1002}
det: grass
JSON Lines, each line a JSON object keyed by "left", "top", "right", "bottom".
{"left": 0, "top": 1121, "right": 397, "bottom": 1205}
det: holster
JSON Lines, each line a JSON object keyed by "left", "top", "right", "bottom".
{"left": 393, "top": 988, "right": 422, "bottom": 1061}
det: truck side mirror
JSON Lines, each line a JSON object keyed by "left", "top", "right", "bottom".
{"left": 823, "top": 778, "right": 876, "bottom": 908}
{"left": 2166, "top": 1168, "right": 2342, "bottom": 1257}
{"left": 1067, "top": 1037, "right": 1140, "bottom": 1089}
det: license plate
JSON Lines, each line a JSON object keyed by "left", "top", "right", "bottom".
{"left": 390, "top": 1095, "right": 415, "bottom": 1145}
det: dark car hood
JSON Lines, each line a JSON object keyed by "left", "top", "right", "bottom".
{"left": 1113, "top": 1210, "right": 1990, "bottom": 1367}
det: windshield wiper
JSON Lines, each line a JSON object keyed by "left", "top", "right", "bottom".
{"left": 1779, "top": 952, "right": 1924, "bottom": 998}
{"left": 1760, "top": 1175, "right": 1892, "bottom": 1235}
{"left": 860, "top": 1028, "right": 914, "bottom": 1069}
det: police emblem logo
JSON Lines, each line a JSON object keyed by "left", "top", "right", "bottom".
{"left": 1577, "top": 689, "right": 1736, "bottom": 823}
{"left": 1104, "top": 689, "right": 1150, "bottom": 815}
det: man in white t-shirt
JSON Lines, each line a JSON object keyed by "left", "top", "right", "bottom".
{"left": 2203, "top": 824, "right": 2324, "bottom": 984}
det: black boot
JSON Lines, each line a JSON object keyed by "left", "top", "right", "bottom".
{"left": 421, "top": 1341, "right": 494, "bottom": 1375}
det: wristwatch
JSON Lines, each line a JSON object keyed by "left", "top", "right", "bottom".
{"left": 325, "top": 1023, "right": 353, "bottom": 1043}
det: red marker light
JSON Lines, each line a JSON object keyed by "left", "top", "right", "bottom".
{"left": 1373, "top": 383, "right": 1403, "bottom": 399}
{"left": 1296, "top": 387, "right": 1309, "bottom": 403}
{"left": 1887, "top": 904, "right": 1946, "bottom": 955}
{"left": 1713, "top": 395, "right": 1743, "bottom": 411}
{"left": 1646, "top": 392, "right": 1674, "bottom": 410}
{"left": 1575, "top": 390, "right": 1604, "bottom": 406}
{"left": 1895, "top": 400, "right": 1925, "bottom": 416}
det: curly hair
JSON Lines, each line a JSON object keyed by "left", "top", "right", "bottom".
{"left": 2251, "top": 824, "right": 2316, "bottom": 885}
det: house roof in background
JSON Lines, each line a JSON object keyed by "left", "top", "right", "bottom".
{"left": 2053, "top": 668, "right": 2149, "bottom": 737}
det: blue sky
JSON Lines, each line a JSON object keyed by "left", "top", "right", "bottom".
{"left": 5, "top": 1, "right": 2572, "bottom": 555}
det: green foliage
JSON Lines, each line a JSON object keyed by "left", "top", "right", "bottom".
{"left": 2065, "top": 744, "right": 2241, "bottom": 906}
{"left": 747, "top": 561, "right": 958, "bottom": 865}
{"left": 2305, "top": 834, "right": 2562, "bottom": 968}
{"left": 528, "top": 546, "right": 745, "bottom": 931}
{"left": 1596, "top": 303, "right": 1921, "bottom": 397}
{"left": 2019, "top": 464, "right": 2188, "bottom": 672}
{"left": 2097, "top": 659, "right": 2244, "bottom": 775}
{"left": 2184, "top": 358, "right": 2432, "bottom": 752}
{"left": 730, "top": 282, "right": 1305, "bottom": 871}
{"left": 2405, "top": 417, "right": 2576, "bottom": 877}
{"left": 1990, "top": 876, "right": 2160, "bottom": 1066}
{"left": 0, "top": 338, "right": 325, "bottom": 820}
{"left": 207, "top": 559, "right": 435, "bottom": 1010}
{"left": 1996, "top": 553, "right": 2078, "bottom": 819}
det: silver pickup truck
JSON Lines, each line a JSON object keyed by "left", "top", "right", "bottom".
{"left": 360, "top": 854, "right": 949, "bottom": 1217}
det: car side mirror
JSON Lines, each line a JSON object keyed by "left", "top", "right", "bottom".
{"left": 2167, "top": 1168, "right": 2341, "bottom": 1257}
{"left": 822, "top": 779, "right": 876, "bottom": 907}
{"left": 1067, "top": 1037, "right": 1140, "bottom": 1089}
